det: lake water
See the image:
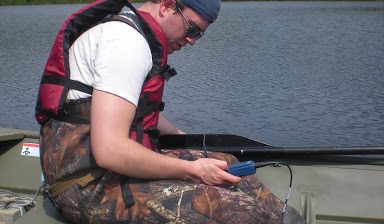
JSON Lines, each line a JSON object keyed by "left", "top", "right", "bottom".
{"left": 0, "top": 2, "right": 383, "bottom": 147}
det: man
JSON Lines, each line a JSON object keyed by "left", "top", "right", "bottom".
{"left": 36, "top": 0, "right": 305, "bottom": 223}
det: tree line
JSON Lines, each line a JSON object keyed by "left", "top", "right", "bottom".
{"left": 0, "top": 0, "right": 148, "bottom": 6}
{"left": 1, "top": 0, "right": 149, "bottom": 5}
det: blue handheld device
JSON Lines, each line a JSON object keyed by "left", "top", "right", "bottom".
{"left": 228, "top": 161, "right": 256, "bottom": 177}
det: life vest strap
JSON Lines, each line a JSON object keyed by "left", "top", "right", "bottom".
{"left": 147, "top": 64, "right": 177, "bottom": 81}
{"left": 134, "top": 102, "right": 164, "bottom": 120}
{"left": 145, "top": 128, "right": 161, "bottom": 151}
{"left": 161, "top": 65, "right": 177, "bottom": 81}
{"left": 41, "top": 75, "right": 93, "bottom": 95}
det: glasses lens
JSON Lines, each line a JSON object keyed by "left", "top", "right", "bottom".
{"left": 186, "top": 26, "right": 204, "bottom": 39}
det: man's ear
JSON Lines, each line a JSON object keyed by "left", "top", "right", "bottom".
{"left": 159, "top": 0, "right": 175, "bottom": 16}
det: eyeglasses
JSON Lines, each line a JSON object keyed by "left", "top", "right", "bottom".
{"left": 175, "top": 0, "right": 204, "bottom": 39}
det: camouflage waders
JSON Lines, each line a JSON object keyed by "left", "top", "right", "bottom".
{"left": 40, "top": 100, "right": 305, "bottom": 224}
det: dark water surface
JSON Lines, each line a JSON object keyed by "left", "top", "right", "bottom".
{"left": 1, "top": 2, "right": 383, "bottom": 147}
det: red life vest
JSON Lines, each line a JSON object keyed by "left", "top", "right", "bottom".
{"left": 35, "top": 0, "right": 176, "bottom": 150}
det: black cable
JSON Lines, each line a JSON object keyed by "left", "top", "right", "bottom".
{"left": 281, "top": 163, "right": 293, "bottom": 223}
{"left": 254, "top": 161, "right": 293, "bottom": 223}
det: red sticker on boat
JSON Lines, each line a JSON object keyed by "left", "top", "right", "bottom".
{"left": 21, "top": 143, "right": 40, "bottom": 157}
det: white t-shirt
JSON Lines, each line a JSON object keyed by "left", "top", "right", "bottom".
{"left": 67, "top": 18, "right": 152, "bottom": 106}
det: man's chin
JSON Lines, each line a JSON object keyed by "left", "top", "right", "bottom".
{"left": 168, "top": 48, "right": 179, "bottom": 54}
{"left": 168, "top": 45, "right": 183, "bottom": 54}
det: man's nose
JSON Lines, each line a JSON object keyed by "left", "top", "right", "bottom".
{"left": 186, "top": 36, "right": 196, "bottom": 45}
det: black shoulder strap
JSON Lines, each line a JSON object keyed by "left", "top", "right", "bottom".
{"left": 102, "top": 13, "right": 144, "bottom": 36}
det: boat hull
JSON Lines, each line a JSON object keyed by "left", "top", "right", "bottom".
{"left": 1, "top": 128, "right": 383, "bottom": 224}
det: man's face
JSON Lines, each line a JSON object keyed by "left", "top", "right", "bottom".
{"left": 161, "top": 6, "right": 210, "bottom": 54}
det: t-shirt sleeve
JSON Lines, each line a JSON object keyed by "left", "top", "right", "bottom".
{"left": 93, "top": 22, "right": 152, "bottom": 106}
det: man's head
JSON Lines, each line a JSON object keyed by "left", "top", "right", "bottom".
{"left": 142, "top": 0, "right": 221, "bottom": 54}
{"left": 178, "top": 0, "right": 221, "bottom": 24}
{"left": 147, "top": 0, "right": 221, "bottom": 24}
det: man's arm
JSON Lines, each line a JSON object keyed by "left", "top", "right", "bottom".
{"left": 90, "top": 89, "right": 241, "bottom": 185}
{"left": 158, "top": 114, "right": 186, "bottom": 135}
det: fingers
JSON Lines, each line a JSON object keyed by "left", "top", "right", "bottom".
{"left": 193, "top": 158, "right": 242, "bottom": 185}
{"left": 214, "top": 159, "right": 229, "bottom": 170}
{"left": 221, "top": 169, "right": 242, "bottom": 184}
{"left": 212, "top": 160, "right": 242, "bottom": 184}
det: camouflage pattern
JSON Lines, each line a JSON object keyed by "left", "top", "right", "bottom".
{"left": 40, "top": 100, "right": 305, "bottom": 224}
{"left": 40, "top": 98, "right": 94, "bottom": 185}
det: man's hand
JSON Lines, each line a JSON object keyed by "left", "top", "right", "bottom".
{"left": 189, "top": 158, "right": 242, "bottom": 185}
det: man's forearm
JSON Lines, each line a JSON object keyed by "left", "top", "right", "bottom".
{"left": 158, "top": 114, "right": 185, "bottom": 135}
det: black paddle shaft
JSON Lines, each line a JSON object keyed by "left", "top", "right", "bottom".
{"left": 159, "top": 134, "right": 384, "bottom": 161}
